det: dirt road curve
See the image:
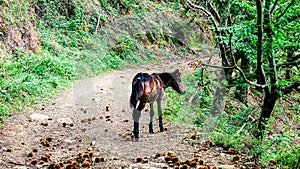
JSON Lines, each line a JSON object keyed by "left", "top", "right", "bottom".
{"left": 0, "top": 60, "right": 251, "bottom": 169}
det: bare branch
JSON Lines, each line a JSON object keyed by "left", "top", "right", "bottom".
{"left": 256, "top": 0, "right": 268, "bottom": 89}
{"left": 187, "top": 0, "right": 232, "bottom": 68}
{"left": 235, "top": 107, "right": 258, "bottom": 135}
{"left": 270, "top": 0, "right": 279, "bottom": 14}
{"left": 235, "top": 66, "right": 267, "bottom": 88}
{"left": 275, "top": 0, "right": 295, "bottom": 21}
{"left": 187, "top": 0, "right": 219, "bottom": 32}
{"left": 277, "top": 60, "right": 300, "bottom": 68}
{"left": 264, "top": 1, "right": 279, "bottom": 90}
{"left": 94, "top": 13, "right": 101, "bottom": 34}
{"left": 282, "top": 81, "right": 300, "bottom": 95}
{"left": 229, "top": 31, "right": 267, "bottom": 88}
{"left": 208, "top": 1, "right": 221, "bottom": 22}
{"left": 202, "top": 63, "right": 234, "bottom": 69}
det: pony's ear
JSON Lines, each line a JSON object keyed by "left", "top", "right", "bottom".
{"left": 174, "top": 69, "right": 181, "bottom": 75}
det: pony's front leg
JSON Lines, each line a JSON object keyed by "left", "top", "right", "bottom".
{"left": 149, "top": 103, "right": 154, "bottom": 133}
{"left": 157, "top": 99, "right": 164, "bottom": 132}
{"left": 132, "top": 108, "right": 141, "bottom": 139}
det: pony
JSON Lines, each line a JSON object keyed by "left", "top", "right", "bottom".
{"left": 130, "top": 69, "right": 185, "bottom": 139}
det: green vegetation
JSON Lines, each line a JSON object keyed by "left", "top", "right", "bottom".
{"left": 163, "top": 0, "right": 300, "bottom": 168}
{"left": 164, "top": 71, "right": 299, "bottom": 168}
{"left": 1, "top": 0, "right": 299, "bottom": 168}
{"left": 164, "top": 68, "right": 213, "bottom": 126}
{"left": 0, "top": 50, "right": 75, "bottom": 121}
{"left": 0, "top": 0, "right": 192, "bottom": 123}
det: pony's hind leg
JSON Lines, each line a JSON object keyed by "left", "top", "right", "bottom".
{"left": 149, "top": 103, "right": 154, "bottom": 133}
{"left": 157, "top": 99, "right": 164, "bottom": 132}
{"left": 132, "top": 100, "right": 146, "bottom": 139}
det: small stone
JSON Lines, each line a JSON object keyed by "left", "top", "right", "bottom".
{"left": 157, "top": 156, "right": 165, "bottom": 162}
{"left": 61, "top": 139, "right": 74, "bottom": 144}
{"left": 218, "top": 165, "right": 236, "bottom": 169}
{"left": 30, "top": 113, "right": 50, "bottom": 121}
{"left": 57, "top": 118, "right": 73, "bottom": 125}
{"left": 194, "top": 153, "right": 202, "bottom": 157}
{"left": 13, "top": 167, "right": 27, "bottom": 169}
{"left": 151, "top": 163, "right": 169, "bottom": 168}
{"left": 219, "top": 153, "right": 226, "bottom": 157}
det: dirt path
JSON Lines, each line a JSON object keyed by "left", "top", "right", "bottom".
{"left": 0, "top": 60, "right": 255, "bottom": 169}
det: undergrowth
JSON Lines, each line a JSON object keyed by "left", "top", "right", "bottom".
{"left": 0, "top": 0, "right": 192, "bottom": 123}
{"left": 0, "top": 50, "right": 75, "bottom": 122}
{"left": 164, "top": 68, "right": 213, "bottom": 126}
{"left": 163, "top": 68, "right": 300, "bottom": 168}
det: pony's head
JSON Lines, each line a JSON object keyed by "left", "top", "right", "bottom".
{"left": 170, "top": 69, "right": 185, "bottom": 94}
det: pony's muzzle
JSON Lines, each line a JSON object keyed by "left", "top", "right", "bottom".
{"left": 179, "top": 87, "right": 185, "bottom": 94}
{"left": 178, "top": 84, "right": 185, "bottom": 95}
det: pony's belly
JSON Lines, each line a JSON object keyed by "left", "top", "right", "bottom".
{"left": 148, "top": 89, "right": 161, "bottom": 103}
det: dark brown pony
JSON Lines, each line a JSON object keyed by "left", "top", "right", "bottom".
{"left": 130, "top": 69, "right": 185, "bottom": 139}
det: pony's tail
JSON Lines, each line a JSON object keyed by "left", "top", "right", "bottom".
{"left": 130, "top": 75, "right": 143, "bottom": 109}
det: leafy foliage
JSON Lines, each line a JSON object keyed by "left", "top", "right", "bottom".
{"left": 163, "top": 0, "right": 300, "bottom": 168}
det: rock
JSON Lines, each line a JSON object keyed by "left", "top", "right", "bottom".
{"left": 218, "top": 165, "right": 236, "bottom": 169}
{"left": 150, "top": 163, "right": 169, "bottom": 168}
{"left": 219, "top": 152, "right": 226, "bottom": 157}
{"left": 30, "top": 113, "right": 50, "bottom": 121}
{"left": 156, "top": 156, "right": 165, "bottom": 163}
{"left": 111, "top": 157, "right": 119, "bottom": 160}
{"left": 13, "top": 167, "right": 27, "bottom": 169}
{"left": 62, "top": 139, "right": 74, "bottom": 144}
{"left": 141, "top": 164, "right": 150, "bottom": 169}
{"left": 194, "top": 153, "right": 203, "bottom": 157}
{"left": 57, "top": 118, "right": 73, "bottom": 125}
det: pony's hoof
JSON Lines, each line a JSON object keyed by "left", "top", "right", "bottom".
{"left": 160, "top": 128, "right": 164, "bottom": 132}
{"left": 134, "top": 137, "right": 140, "bottom": 142}
{"left": 149, "top": 129, "right": 154, "bottom": 133}
{"left": 133, "top": 133, "right": 139, "bottom": 139}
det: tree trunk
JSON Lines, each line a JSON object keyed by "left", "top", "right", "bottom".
{"left": 256, "top": 0, "right": 279, "bottom": 139}
{"left": 257, "top": 92, "right": 278, "bottom": 139}
{"left": 255, "top": 0, "right": 266, "bottom": 86}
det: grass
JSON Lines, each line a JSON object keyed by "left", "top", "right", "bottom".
{"left": 0, "top": 0, "right": 193, "bottom": 123}
{"left": 0, "top": 50, "right": 75, "bottom": 123}
{"left": 164, "top": 68, "right": 213, "bottom": 126}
